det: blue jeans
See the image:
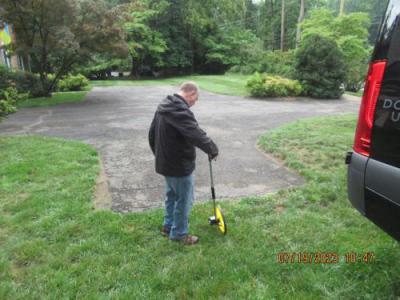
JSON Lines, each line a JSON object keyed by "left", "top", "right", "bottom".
{"left": 163, "top": 173, "right": 194, "bottom": 240}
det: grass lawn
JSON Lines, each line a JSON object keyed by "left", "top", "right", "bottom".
{"left": 90, "top": 74, "right": 250, "bottom": 96}
{"left": 1, "top": 115, "right": 400, "bottom": 298}
{"left": 17, "top": 90, "right": 90, "bottom": 108}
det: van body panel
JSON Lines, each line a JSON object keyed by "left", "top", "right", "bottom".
{"left": 347, "top": 152, "right": 368, "bottom": 214}
{"left": 365, "top": 159, "right": 400, "bottom": 205}
{"left": 348, "top": 0, "right": 400, "bottom": 241}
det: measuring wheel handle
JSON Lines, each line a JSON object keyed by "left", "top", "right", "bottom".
{"left": 208, "top": 157, "right": 227, "bottom": 235}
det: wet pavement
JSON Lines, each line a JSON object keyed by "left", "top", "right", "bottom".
{"left": 0, "top": 86, "right": 359, "bottom": 211}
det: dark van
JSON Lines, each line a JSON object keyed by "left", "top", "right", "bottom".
{"left": 347, "top": 0, "right": 400, "bottom": 241}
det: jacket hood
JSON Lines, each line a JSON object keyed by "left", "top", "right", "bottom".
{"left": 157, "top": 94, "right": 189, "bottom": 113}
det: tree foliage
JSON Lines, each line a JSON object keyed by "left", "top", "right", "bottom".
{"left": 124, "top": 0, "right": 168, "bottom": 77}
{"left": 301, "top": 9, "right": 371, "bottom": 91}
{"left": 0, "top": 0, "right": 128, "bottom": 96}
{"left": 295, "top": 34, "right": 346, "bottom": 99}
{"left": 1, "top": 0, "right": 389, "bottom": 90}
{"left": 92, "top": 0, "right": 386, "bottom": 80}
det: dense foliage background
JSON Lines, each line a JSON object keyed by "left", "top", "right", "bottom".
{"left": 0, "top": 0, "right": 389, "bottom": 101}
{"left": 93, "top": 0, "right": 386, "bottom": 78}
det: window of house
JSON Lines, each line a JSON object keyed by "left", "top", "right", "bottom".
{"left": 0, "top": 48, "right": 11, "bottom": 68}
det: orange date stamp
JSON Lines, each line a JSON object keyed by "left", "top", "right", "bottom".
{"left": 276, "top": 252, "right": 375, "bottom": 264}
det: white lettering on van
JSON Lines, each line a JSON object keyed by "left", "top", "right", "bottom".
{"left": 383, "top": 99, "right": 400, "bottom": 110}
{"left": 382, "top": 98, "right": 400, "bottom": 122}
{"left": 384, "top": 99, "right": 393, "bottom": 108}
{"left": 392, "top": 111, "right": 400, "bottom": 122}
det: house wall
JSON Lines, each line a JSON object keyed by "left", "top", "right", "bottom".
{"left": 0, "top": 23, "right": 25, "bottom": 71}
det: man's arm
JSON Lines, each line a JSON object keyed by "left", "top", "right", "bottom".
{"left": 167, "top": 110, "right": 218, "bottom": 157}
{"left": 148, "top": 114, "right": 156, "bottom": 155}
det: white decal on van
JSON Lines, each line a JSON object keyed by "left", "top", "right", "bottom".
{"left": 384, "top": 98, "right": 393, "bottom": 108}
{"left": 383, "top": 99, "right": 400, "bottom": 122}
{"left": 392, "top": 111, "right": 400, "bottom": 122}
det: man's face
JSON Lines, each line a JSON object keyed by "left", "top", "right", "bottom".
{"left": 186, "top": 91, "right": 199, "bottom": 107}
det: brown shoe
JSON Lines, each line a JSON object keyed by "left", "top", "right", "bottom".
{"left": 181, "top": 235, "right": 199, "bottom": 245}
{"left": 161, "top": 226, "right": 170, "bottom": 237}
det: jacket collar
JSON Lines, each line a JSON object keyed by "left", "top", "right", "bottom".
{"left": 173, "top": 93, "right": 189, "bottom": 108}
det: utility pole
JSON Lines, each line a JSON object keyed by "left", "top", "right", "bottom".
{"left": 296, "top": 0, "right": 305, "bottom": 48}
{"left": 339, "top": 0, "right": 345, "bottom": 16}
{"left": 269, "top": 0, "right": 275, "bottom": 50}
{"left": 280, "top": 0, "right": 285, "bottom": 51}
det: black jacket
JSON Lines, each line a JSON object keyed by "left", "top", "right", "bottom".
{"left": 148, "top": 94, "right": 218, "bottom": 177}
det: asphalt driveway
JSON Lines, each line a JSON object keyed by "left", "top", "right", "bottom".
{"left": 0, "top": 86, "right": 359, "bottom": 212}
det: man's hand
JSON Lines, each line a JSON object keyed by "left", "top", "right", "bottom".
{"left": 208, "top": 151, "right": 218, "bottom": 161}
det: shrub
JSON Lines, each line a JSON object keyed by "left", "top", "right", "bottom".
{"left": 0, "top": 65, "right": 15, "bottom": 90}
{"left": 227, "top": 64, "right": 259, "bottom": 75}
{"left": 246, "top": 72, "right": 265, "bottom": 96}
{"left": 260, "top": 50, "right": 296, "bottom": 78}
{"left": 0, "top": 87, "right": 22, "bottom": 117}
{"left": 227, "top": 50, "right": 296, "bottom": 78}
{"left": 295, "top": 34, "right": 346, "bottom": 99}
{"left": 57, "top": 74, "right": 89, "bottom": 92}
{"left": 16, "top": 72, "right": 43, "bottom": 95}
{"left": 246, "top": 72, "right": 303, "bottom": 97}
{"left": 0, "top": 65, "right": 42, "bottom": 96}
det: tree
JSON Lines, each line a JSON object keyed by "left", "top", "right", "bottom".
{"left": 301, "top": 9, "right": 371, "bottom": 91}
{"left": 334, "top": 12, "right": 371, "bottom": 90}
{"left": 77, "top": 54, "right": 131, "bottom": 79}
{"left": 0, "top": 0, "right": 128, "bottom": 96}
{"left": 339, "top": 0, "right": 345, "bottom": 16}
{"left": 296, "top": 0, "right": 305, "bottom": 47}
{"left": 269, "top": 0, "right": 276, "bottom": 50}
{"left": 280, "top": 0, "right": 286, "bottom": 50}
{"left": 295, "top": 34, "right": 346, "bottom": 98}
{"left": 301, "top": 8, "right": 336, "bottom": 38}
{"left": 257, "top": 0, "right": 326, "bottom": 51}
{"left": 124, "top": 1, "right": 168, "bottom": 78}
{"left": 204, "top": 26, "right": 263, "bottom": 72}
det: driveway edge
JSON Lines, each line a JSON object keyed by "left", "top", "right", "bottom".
{"left": 94, "top": 155, "right": 112, "bottom": 210}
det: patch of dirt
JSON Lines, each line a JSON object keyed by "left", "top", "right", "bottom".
{"left": 93, "top": 156, "right": 112, "bottom": 210}
{"left": 18, "top": 193, "right": 30, "bottom": 201}
{"left": 274, "top": 204, "right": 286, "bottom": 213}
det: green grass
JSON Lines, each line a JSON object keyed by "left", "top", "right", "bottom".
{"left": 18, "top": 90, "right": 90, "bottom": 108}
{"left": 90, "top": 74, "right": 250, "bottom": 96}
{"left": 1, "top": 115, "right": 400, "bottom": 298}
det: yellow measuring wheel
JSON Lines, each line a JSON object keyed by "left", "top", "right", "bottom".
{"left": 208, "top": 158, "right": 227, "bottom": 235}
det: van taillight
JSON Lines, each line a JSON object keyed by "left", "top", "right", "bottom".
{"left": 353, "top": 60, "right": 387, "bottom": 156}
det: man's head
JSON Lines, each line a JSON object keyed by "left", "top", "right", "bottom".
{"left": 178, "top": 81, "right": 199, "bottom": 107}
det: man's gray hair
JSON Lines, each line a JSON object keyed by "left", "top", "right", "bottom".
{"left": 180, "top": 81, "right": 199, "bottom": 94}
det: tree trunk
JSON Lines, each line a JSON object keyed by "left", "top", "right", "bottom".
{"left": 38, "top": 73, "right": 51, "bottom": 97}
{"left": 130, "top": 56, "right": 140, "bottom": 79}
{"left": 242, "top": 0, "right": 247, "bottom": 27}
{"left": 269, "top": 0, "right": 275, "bottom": 50}
{"left": 280, "top": 0, "right": 285, "bottom": 51}
{"left": 339, "top": 0, "right": 345, "bottom": 16}
{"left": 296, "top": 0, "right": 305, "bottom": 48}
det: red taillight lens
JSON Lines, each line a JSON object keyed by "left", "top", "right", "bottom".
{"left": 353, "top": 60, "right": 387, "bottom": 156}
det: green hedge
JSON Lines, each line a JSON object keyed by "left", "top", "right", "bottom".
{"left": 0, "top": 87, "right": 25, "bottom": 117}
{"left": 57, "top": 74, "right": 89, "bottom": 92}
{"left": 295, "top": 34, "right": 346, "bottom": 99}
{"left": 246, "top": 73, "right": 302, "bottom": 97}
{"left": 227, "top": 50, "right": 296, "bottom": 78}
{"left": 0, "top": 65, "right": 42, "bottom": 96}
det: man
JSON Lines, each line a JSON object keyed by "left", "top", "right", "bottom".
{"left": 148, "top": 82, "right": 218, "bottom": 245}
